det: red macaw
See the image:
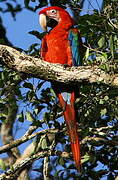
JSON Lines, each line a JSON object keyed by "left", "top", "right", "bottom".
{"left": 39, "top": 6, "right": 83, "bottom": 171}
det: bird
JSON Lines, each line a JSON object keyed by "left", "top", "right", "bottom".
{"left": 39, "top": 6, "right": 83, "bottom": 171}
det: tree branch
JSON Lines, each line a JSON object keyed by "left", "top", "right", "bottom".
{"left": 0, "top": 150, "right": 52, "bottom": 180}
{"left": 0, "top": 45, "right": 118, "bottom": 87}
{"left": 0, "top": 146, "right": 72, "bottom": 180}
{"left": 82, "top": 136, "right": 118, "bottom": 146}
{"left": 43, "top": 157, "right": 50, "bottom": 180}
{"left": 0, "top": 128, "right": 60, "bottom": 154}
{"left": 0, "top": 125, "right": 116, "bottom": 156}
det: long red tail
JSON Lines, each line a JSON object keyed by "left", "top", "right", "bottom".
{"left": 57, "top": 92, "right": 81, "bottom": 171}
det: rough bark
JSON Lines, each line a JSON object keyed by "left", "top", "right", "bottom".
{"left": 0, "top": 150, "right": 52, "bottom": 180}
{"left": 0, "top": 128, "right": 59, "bottom": 154}
{"left": 0, "top": 45, "right": 118, "bottom": 87}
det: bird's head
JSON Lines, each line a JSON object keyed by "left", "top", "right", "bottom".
{"left": 39, "top": 6, "right": 74, "bottom": 31}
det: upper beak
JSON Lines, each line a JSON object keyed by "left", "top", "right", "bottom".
{"left": 39, "top": 14, "right": 47, "bottom": 31}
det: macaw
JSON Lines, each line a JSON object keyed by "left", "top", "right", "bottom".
{"left": 39, "top": 6, "right": 83, "bottom": 170}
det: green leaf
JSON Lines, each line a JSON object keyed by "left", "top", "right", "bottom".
{"left": 100, "top": 108, "right": 107, "bottom": 116}
{"left": 98, "top": 36, "right": 105, "bottom": 48}
{"left": 14, "top": 86, "right": 22, "bottom": 97}
{"left": 23, "top": 82, "right": 33, "bottom": 90}
{"left": 102, "top": 52, "right": 107, "bottom": 59}
{"left": 107, "top": 173, "right": 114, "bottom": 180}
{"left": 39, "top": 0, "right": 48, "bottom": 7}
{"left": 85, "top": 47, "right": 89, "bottom": 60}
{"left": 0, "top": 111, "right": 7, "bottom": 122}
{"left": 27, "top": 43, "right": 39, "bottom": 54}
{"left": 59, "top": 157, "right": 65, "bottom": 166}
{"left": 104, "top": 96, "right": 109, "bottom": 101}
{"left": 0, "top": 7, "right": 3, "bottom": 12}
{"left": 10, "top": 165, "right": 14, "bottom": 171}
{"left": 0, "top": 116, "right": 6, "bottom": 122}
{"left": 0, "top": 79, "right": 4, "bottom": 88}
{"left": 1, "top": 72, "right": 5, "bottom": 80}
{"left": 24, "top": 0, "right": 30, "bottom": 8}
{"left": 37, "top": 81, "right": 45, "bottom": 90}
{"left": 0, "top": 159, "right": 6, "bottom": 170}
{"left": 100, "top": 64, "right": 110, "bottom": 72}
{"left": 34, "top": 105, "right": 44, "bottom": 115}
{"left": 13, "top": 74, "right": 20, "bottom": 81}
{"left": 34, "top": 108, "right": 38, "bottom": 115}
{"left": 29, "top": 31, "right": 46, "bottom": 40}
{"left": 50, "top": 0, "right": 66, "bottom": 6}
{"left": 0, "top": 103, "right": 4, "bottom": 109}
{"left": 5, "top": 3, "right": 22, "bottom": 19}
{"left": 26, "top": 111, "right": 35, "bottom": 122}
{"left": 81, "top": 154, "right": 90, "bottom": 163}
{"left": 17, "top": 111, "right": 24, "bottom": 122}
{"left": 110, "top": 35, "right": 114, "bottom": 57}
{"left": 99, "top": 99, "right": 104, "bottom": 104}
{"left": 27, "top": 90, "right": 35, "bottom": 101}
{"left": 50, "top": 87, "right": 56, "bottom": 97}
{"left": 38, "top": 135, "right": 48, "bottom": 150}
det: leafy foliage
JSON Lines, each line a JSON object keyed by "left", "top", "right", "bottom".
{"left": 0, "top": 0, "right": 118, "bottom": 179}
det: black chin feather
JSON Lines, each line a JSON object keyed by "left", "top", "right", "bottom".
{"left": 46, "top": 16, "right": 58, "bottom": 28}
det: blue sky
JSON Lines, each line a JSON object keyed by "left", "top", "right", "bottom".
{"left": 0, "top": 9, "right": 40, "bottom": 49}
{"left": 0, "top": 0, "right": 42, "bottom": 50}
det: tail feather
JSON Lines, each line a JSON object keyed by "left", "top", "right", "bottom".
{"left": 58, "top": 93, "right": 81, "bottom": 170}
{"left": 71, "top": 138, "right": 81, "bottom": 171}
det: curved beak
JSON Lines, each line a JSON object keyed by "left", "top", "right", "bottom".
{"left": 39, "top": 14, "right": 47, "bottom": 31}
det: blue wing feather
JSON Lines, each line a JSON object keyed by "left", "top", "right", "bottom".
{"left": 68, "top": 28, "right": 82, "bottom": 66}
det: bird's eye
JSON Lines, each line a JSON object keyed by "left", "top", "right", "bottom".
{"left": 50, "top": 9, "right": 57, "bottom": 14}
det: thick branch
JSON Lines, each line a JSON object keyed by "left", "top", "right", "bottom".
{"left": 43, "top": 157, "right": 50, "bottom": 180}
{"left": 0, "top": 150, "right": 52, "bottom": 180}
{"left": 0, "top": 128, "right": 59, "bottom": 154}
{"left": 81, "top": 137, "right": 118, "bottom": 146}
{"left": 0, "top": 45, "right": 118, "bottom": 86}
{"left": 0, "top": 147, "right": 71, "bottom": 180}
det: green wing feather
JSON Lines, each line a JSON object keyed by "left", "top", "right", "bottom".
{"left": 68, "top": 28, "right": 82, "bottom": 66}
